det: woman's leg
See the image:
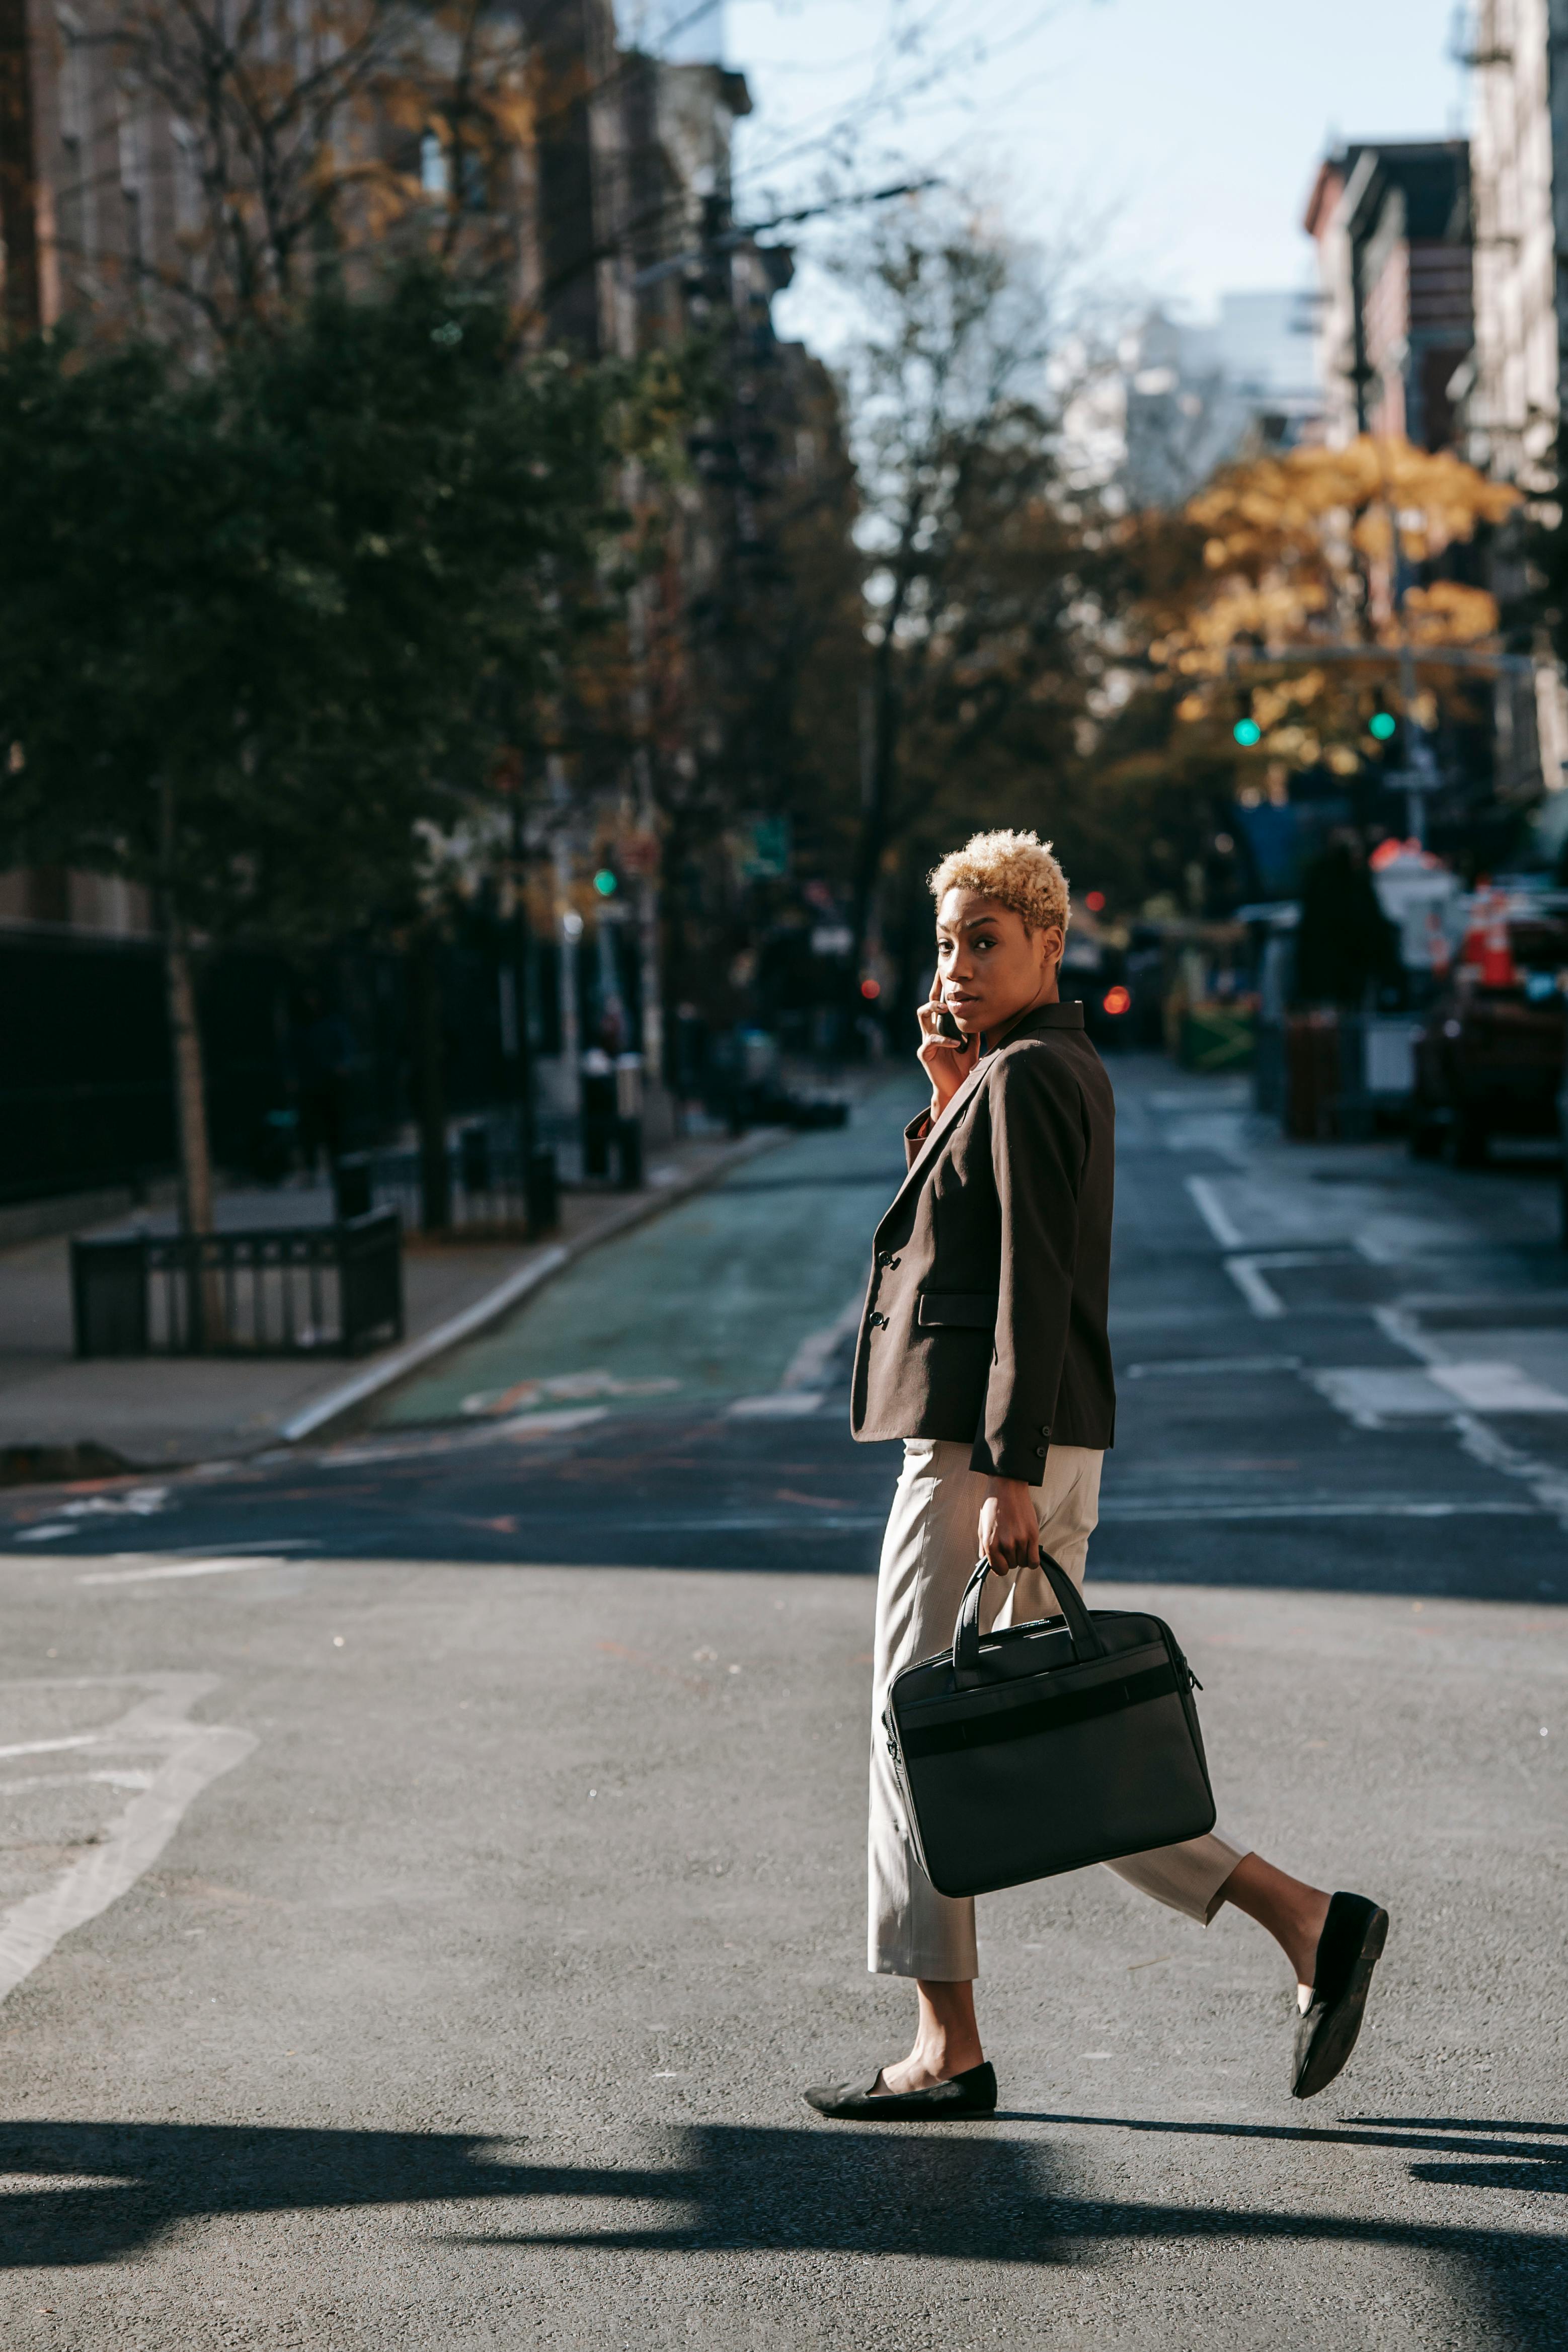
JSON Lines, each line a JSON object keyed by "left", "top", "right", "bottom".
{"left": 880, "top": 1980, "right": 985, "bottom": 2097}
{"left": 869, "top": 1444, "right": 1104, "bottom": 2093}
{"left": 868, "top": 1442, "right": 990, "bottom": 2088}
{"left": 1213, "top": 1854, "right": 1330, "bottom": 1989}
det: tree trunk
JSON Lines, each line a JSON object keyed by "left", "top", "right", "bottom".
{"left": 410, "top": 926, "right": 451, "bottom": 1233}
{"left": 157, "top": 778, "right": 222, "bottom": 1341}
{"left": 163, "top": 928, "right": 227, "bottom": 1345}
{"left": 165, "top": 933, "right": 215, "bottom": 1235}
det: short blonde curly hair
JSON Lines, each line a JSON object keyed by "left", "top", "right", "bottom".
{"left": 928, "top": 828, "right": 1070, "bottom": 936}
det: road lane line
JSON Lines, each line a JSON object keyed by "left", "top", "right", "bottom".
{"left": 0, "top": 1733, "right": 103, "bottom": 1761}
{"left": 1185, "top": 1177, "right": 1246, "bottom": 1250}
{"left": 1223, "top": 1257, "right": 1287, "bottom": 1318}
{"left": 780, "top": 1294, "right": 865, "bottom": 1391}
{"left": 727, "top": 1394, "right": 825, "bottom": 1419}
{"left": 0, "top": 1674, "right": 255, "bottom": 2006}
{"left": 1097, "top": 1499, "right": 1539, "bottom": 1522}
{"left": 76, "top": 1556, "right": 299, "bottom": 1587}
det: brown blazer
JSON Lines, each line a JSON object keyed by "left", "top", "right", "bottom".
{"left": 849, "top": 1001, "right": 1116, "bottom": 1480}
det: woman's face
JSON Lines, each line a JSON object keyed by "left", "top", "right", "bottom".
{"left": 934, "top": 888, "right": 1063, "bottom": 1036}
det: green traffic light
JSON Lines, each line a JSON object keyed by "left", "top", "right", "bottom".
{"left": 593, "top": 868, "right": 617, "bottom": 896}
{"left": 1369, "top": 712, "right": 1397, "bottom": 741}
{"left": 1233, "top": 719, "right": 1262, "bottom": 747}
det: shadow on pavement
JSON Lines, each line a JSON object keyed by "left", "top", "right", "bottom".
{"left": 2, "top": 2117, "right": 1563, "bottom": 2342}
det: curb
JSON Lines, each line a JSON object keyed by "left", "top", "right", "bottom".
{"left": 278, "top": 1125, "right": 794, "bottom": 1446}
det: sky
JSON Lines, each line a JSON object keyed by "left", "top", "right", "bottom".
{"left": 696, "top": 0, "right": 1466, "bottom": 346}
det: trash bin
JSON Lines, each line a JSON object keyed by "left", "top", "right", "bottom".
{"left": 580, "top": 1050, "right": 616, "bottom": 1178}
{"left": 615, "top": 1054, "right": 644, "bottom": 1191}
{"left": 1285, "top": 1011, "right": 1341, "bottom": 1139}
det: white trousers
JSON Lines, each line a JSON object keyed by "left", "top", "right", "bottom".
{"left": 869, "top": 1438, "right": 1251, "bottom": 1980}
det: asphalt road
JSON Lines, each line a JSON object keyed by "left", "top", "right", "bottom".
{"left": 0, "top": 1055, "right": 1563, "bottom": 2348}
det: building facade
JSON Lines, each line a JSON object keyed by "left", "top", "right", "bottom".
{"left": 1303, "top": 139, "right": 1473, "bottom": 454}
{"left": 1463, "top": 0, "right": 1568, "bottom": 487}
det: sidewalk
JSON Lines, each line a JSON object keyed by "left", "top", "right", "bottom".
{"left": 0, "top": 1128, "right": 790, "bottom": 1472}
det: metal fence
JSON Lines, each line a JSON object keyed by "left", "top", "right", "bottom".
{"left": 71, "top": 1209, "right": 403, "bottom": 1359}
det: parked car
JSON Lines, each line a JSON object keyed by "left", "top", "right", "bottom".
{"left": 1060, "top": 928, "right": 1135, "bottom": 1049}
{"left": 1410, "top": 968, "right": 1566, "bottom": 1164}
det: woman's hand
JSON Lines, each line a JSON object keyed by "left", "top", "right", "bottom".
{"left": 916, "top": 975, "right": 980, "bottom": 1117}
{"left": 978, "top": 1477, "right": 1040, "bottom": 1575}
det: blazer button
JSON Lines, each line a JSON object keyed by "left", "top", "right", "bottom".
{"left": 876, "top": 1250, "right": 900, "bottom": 1268}
{"left": 869, "top": 1312, "right": 888, "bottom": 1329}
{"left": 1034, "top": 1446, "right": 1047, "bottom": 1458}
{"left": 1039, "top": 1425, "right": 1052, "bottom": 1437}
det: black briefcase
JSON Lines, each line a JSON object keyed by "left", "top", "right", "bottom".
{"left": 884, "top": 1555, "right": 1216, "bottom": 1899}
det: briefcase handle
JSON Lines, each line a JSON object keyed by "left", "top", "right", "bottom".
{"left": 953, "top": 1551, "right": 1107, "bottom": 1680}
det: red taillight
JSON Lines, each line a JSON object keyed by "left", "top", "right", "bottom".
{"left": 859, "top": 977, "right": 881, "bottom": 1000}
{"left": 1103, "top": 985, "right": 1131, "bottom": 1015}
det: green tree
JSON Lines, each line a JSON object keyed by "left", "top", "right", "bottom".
{"left": 0, "top": 267, "right": 621, "bottom": 1235}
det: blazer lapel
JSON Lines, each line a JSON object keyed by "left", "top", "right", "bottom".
{"left": 878, "top": 1056, "right": 988, "bottom": 1232}
{"left": 875, "top": 1003, "right": 1085, "bottom": 1235}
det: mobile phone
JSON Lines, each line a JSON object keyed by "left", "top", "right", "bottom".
{"left": 935, "top": 1004, "right": 964, "bottom": 1043}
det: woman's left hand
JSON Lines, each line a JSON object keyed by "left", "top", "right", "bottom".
{"left": 978, "top": 1477, "right": 1040, "bottom": 1574}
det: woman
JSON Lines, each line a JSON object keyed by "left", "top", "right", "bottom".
{"left": 806, "top": 829, "right": 1388, "bottom": 2120}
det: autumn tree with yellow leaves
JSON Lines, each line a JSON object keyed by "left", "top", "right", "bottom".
{"left": 1142, "top": 435, "right": 1518, "bottom": 777}
{"left": 1076, "top": 435, "right": 1522, "bottom": 913}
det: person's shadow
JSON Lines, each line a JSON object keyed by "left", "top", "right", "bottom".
{"left": 1, "top": 2113, "right": 1564, "bottom": 2341}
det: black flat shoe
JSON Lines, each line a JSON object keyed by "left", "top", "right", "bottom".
{"left": 1292, "top": 1891, "right": 1389, "bottom": 2100}
{"left": 803, "top": 2060, "right": 997, "bottom": 2121}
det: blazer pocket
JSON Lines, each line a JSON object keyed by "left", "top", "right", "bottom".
{"left": 915, "top": 1292, "right": 998, "bottom": 1330}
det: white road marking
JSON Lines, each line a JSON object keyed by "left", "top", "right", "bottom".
{"left": 1185, "top": 1177, "right": 1246, "bottom": 1250}
{"left": 1307, "top": 1368, "right": 1462, "bottom": 1426}
{"left": 724, "top": 1292, "right": 863, "bottom": 1419}
{"left": 780, "top": 1294, "right": 865, "bottom": 1391}
{"left": 1125, "top": 1356, "right": 1302, "bottom": 1379}
{"left": 1221, "top": 1248, "right": 1370, "bottom": 1320}
{"left": 1452, "top": 1416, "right": 1568, "bottom": 1531}
{"left": 1375, "top": 1305, "right": 1568, "bottom": 1529}
{"left": 0, "top": 1770, "right": 155, "bottom": 1793}
{"left": 0, "top": 1733, "right": 103, "bottom": 1761}
{"left": 322, "top": 1404, "right": 609, "bottom": 1466}
{"left": 103, "top": 1541, "right": 313, "bottom": 1560}
{"left": 1223, "top": 1256, "right": 1287, "bottom": 1318}
{"left": 726, "top": 1393, "right": 824, "bottom": 1419}
{"left": 0, "top": 1674, "right": 255, "bottom": 2005}
{"left": 77, "top": 1555, "right": 298, "bottom": 1588}
{"left": 1097, "top": 1498, "right": 1538, "bottom": 1522}
{"left": 1428, "top": 1363, "right": 1568, "bottom": 1414}
{"left": 460, "top": 1370, "right": 678, "bottom": 1418}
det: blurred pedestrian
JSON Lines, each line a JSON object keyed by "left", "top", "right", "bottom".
{"left": 805, "top": 829, "right": 1389, "bottom": 2120}
{"left": 1295, "top": 832, "right": 1402, "bottom": 1008}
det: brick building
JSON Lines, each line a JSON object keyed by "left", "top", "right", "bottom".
{"left": 1304, "top": 139, "right": 1473, "bottom": 453}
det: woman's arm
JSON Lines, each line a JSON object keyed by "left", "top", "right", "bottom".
{"left": 978, "top": 1477, "right": 1040, "bottom": 1572}
{"left": 969, "top": 1053, "right": 1086, "bottom": 1484}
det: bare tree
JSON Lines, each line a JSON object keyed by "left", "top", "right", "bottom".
{"left": 52, "top": 0, "right": 538, "bottom": 343}
{"left": 831, "top": 195, "right": 1110, "bottom": 961}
